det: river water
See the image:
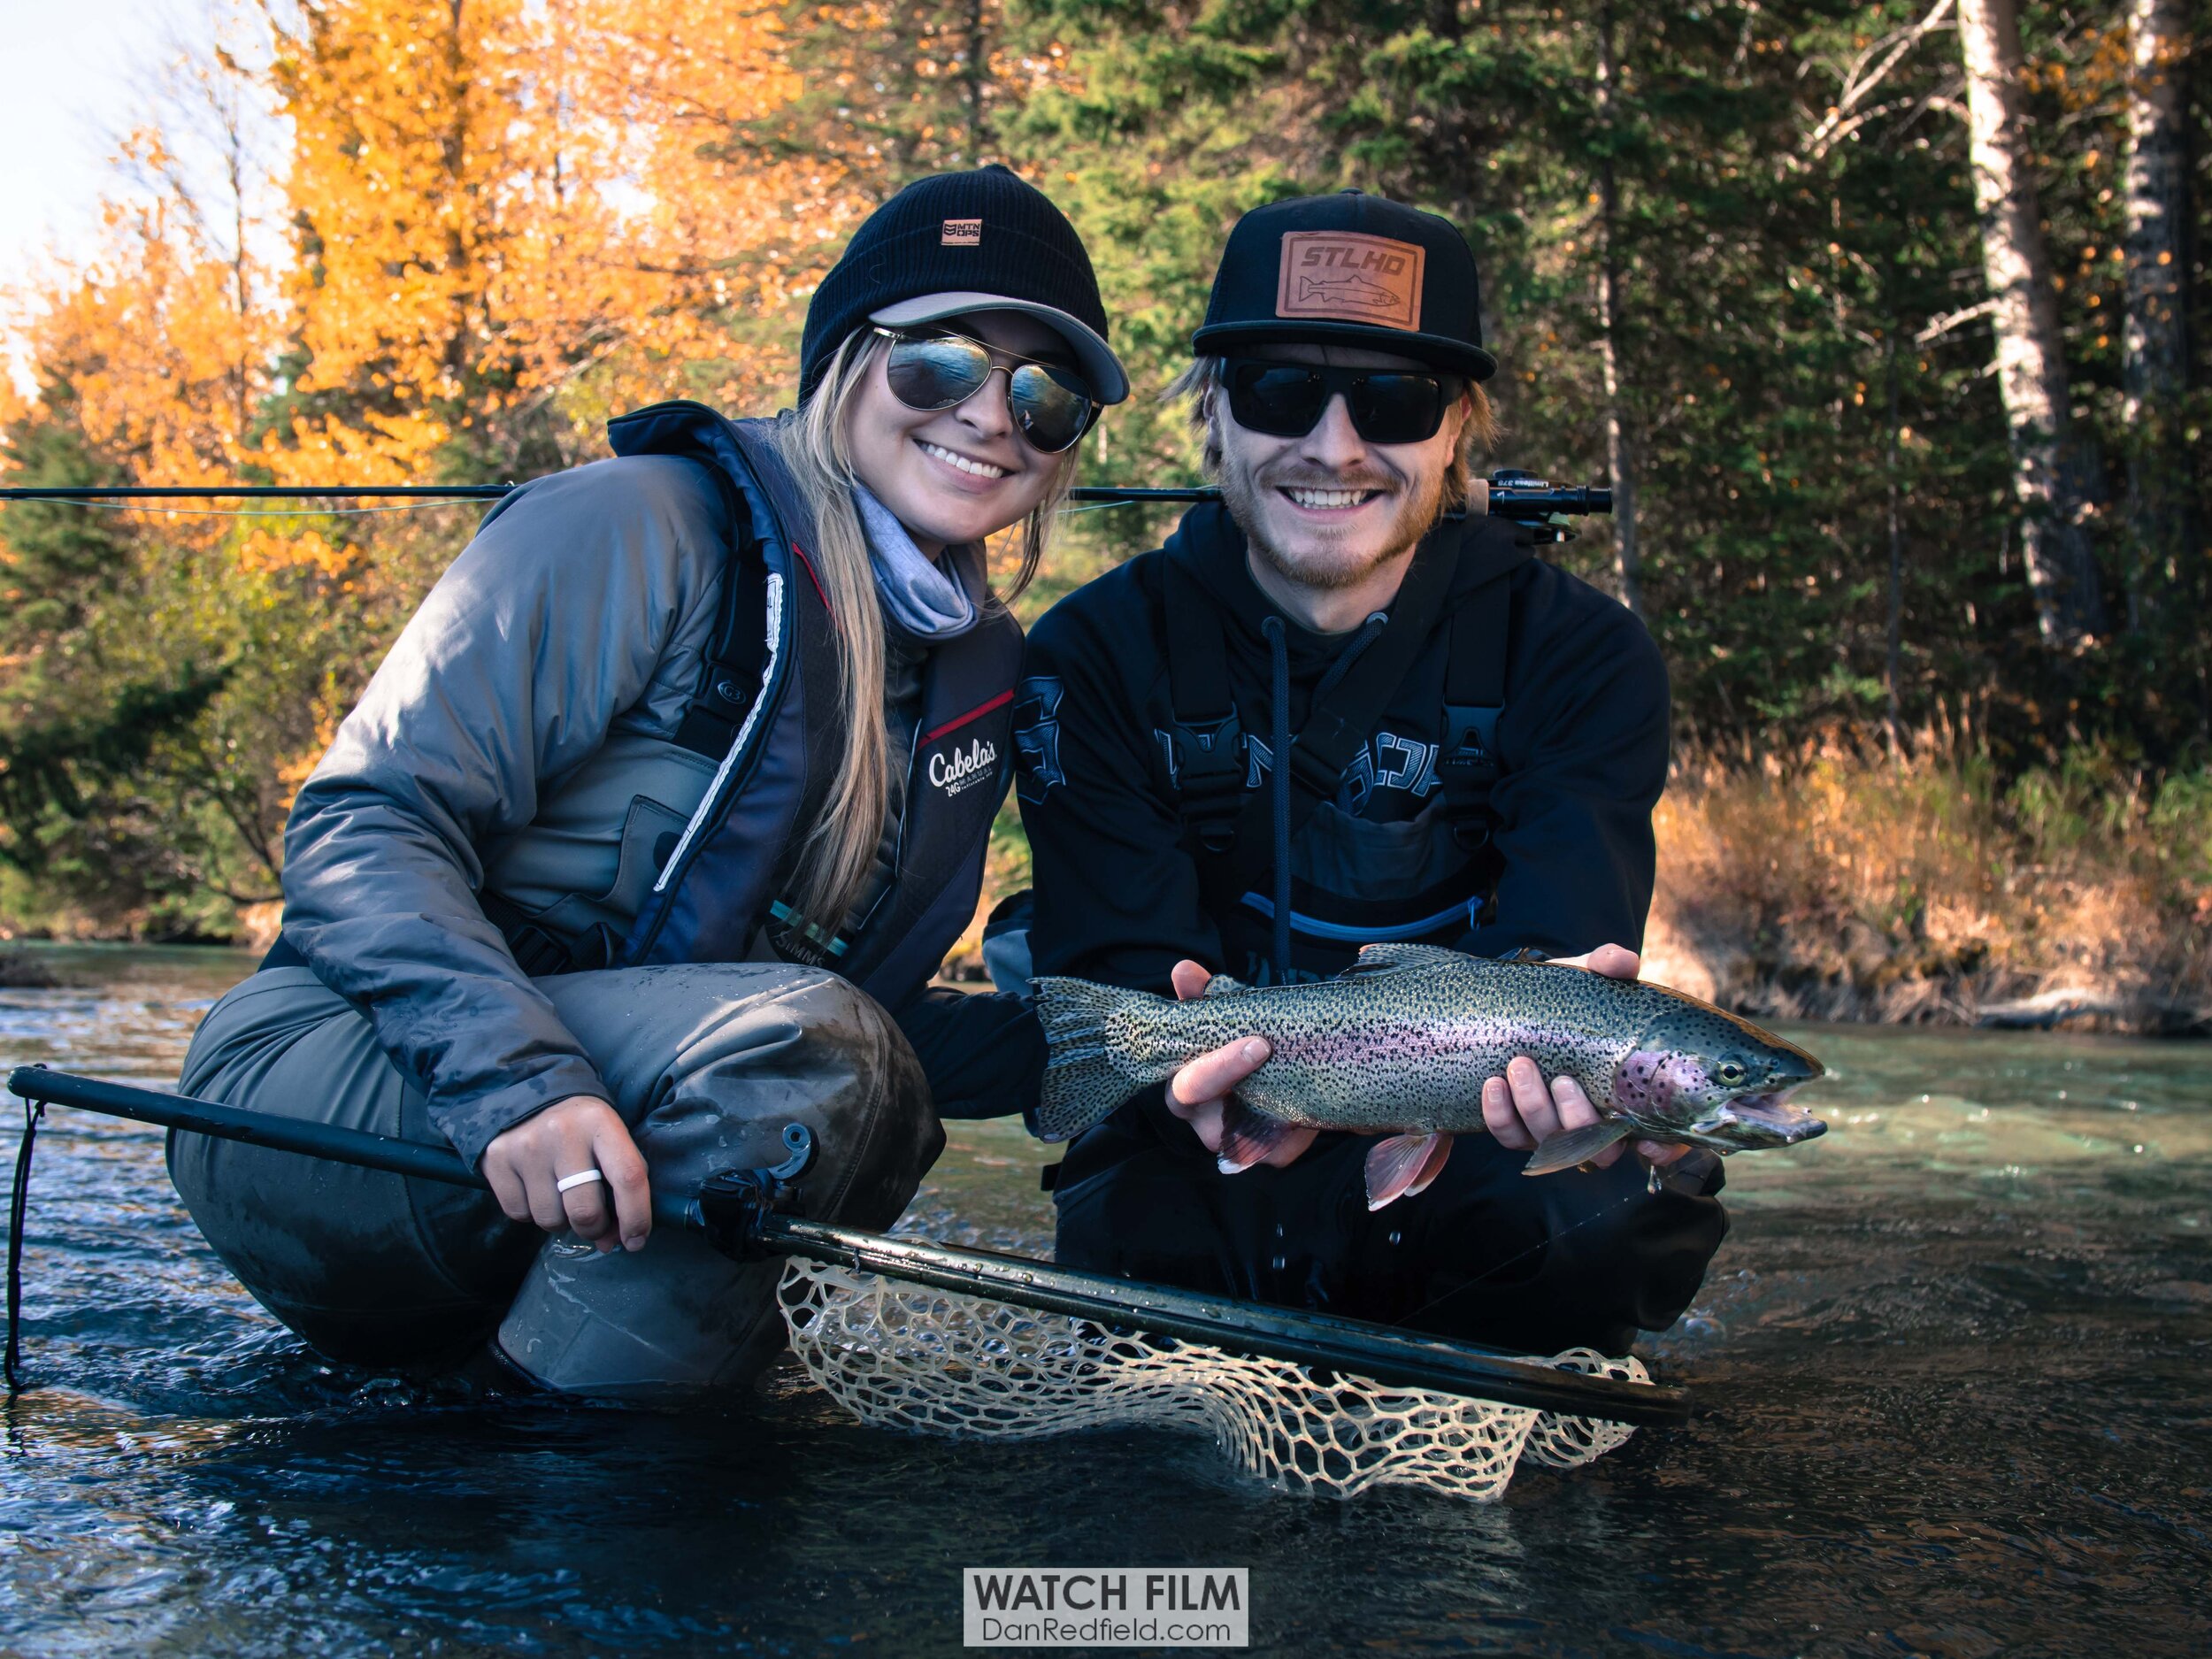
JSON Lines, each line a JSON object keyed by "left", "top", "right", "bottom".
{"left": 0, "top": 943, "right": 2206, "bottom": 1657}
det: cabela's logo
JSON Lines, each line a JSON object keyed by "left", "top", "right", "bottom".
{"left": 929, "top": 737, "right": 999, "bottom": 795}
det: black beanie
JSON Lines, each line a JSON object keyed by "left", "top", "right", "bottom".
{"left": 798, "top": 165, "right": 1120, "bottom": 403}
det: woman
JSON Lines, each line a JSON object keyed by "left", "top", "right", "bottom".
{"left": 169, "top": 166, "right": 1126, "bottom": 1399}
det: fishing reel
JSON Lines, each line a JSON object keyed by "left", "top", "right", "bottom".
{"left": 689, "top": 1121, "right": 815, "bottom": 1262}
{"left": 1469, "top": 469, "right": 1612, "bottom": 545}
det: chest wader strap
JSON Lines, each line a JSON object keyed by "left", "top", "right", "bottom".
{"left": 1161, "top": 524, "right": 1463, "bottom": 895}
{"left": 1162, "top": 557, "right": 1247, "bottom": 855}
{"left": 477, "top": 891, "right": 626, "bottom": 978}
{"left": 672, "top": 465, "right": 773, "bottom": 761}
{"left": 1438, "top": 572, "right": 1514, "bottom": 920}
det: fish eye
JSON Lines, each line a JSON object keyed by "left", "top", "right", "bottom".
{"left": 1717, "top": 1061, "right": 1747, "bottom": 1085}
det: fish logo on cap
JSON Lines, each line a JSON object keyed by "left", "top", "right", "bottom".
{"left": 1274, "top": 231, "right": 1425, "bottom": 332}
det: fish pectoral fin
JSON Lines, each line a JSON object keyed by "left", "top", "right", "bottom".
{"left": 1364, "top": 1132, "right": 1448, "bottom": 1210}
{"left": 1217, "top": 1097, "right": 1298, "bottom": 1173}
{"left": 1404, "top": 1133, "right": 1455, "bottom": 1198}
{"left": 1522, "top": 1119, "right": 1633, "bottom": 1177}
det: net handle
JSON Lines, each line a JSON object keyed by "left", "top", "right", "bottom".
{"left": 6, "top": 1065, "right": 1688, "bottom": 1425}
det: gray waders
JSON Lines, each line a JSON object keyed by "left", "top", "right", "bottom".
{"left": 169, "top": 963, "right": 939, "bottom": 1401}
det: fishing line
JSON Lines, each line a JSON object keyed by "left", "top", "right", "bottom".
{"left": 1054, "top": 500, "right": 1139, "bottom": 516}
{"left": 5, "top": 1094, "right": 45, "bottom": 1395}
{"left": 28, "top": 499, "right": 485, "bottom": 518}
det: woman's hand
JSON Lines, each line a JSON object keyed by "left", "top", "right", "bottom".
{"left": 1161, "top": 960, "right": 1318, "bottom": 1171}
{"left": 482, "top": 1096, "right": 654, "bottom": 1252}
{"left": 1479, "top": 945, "right": 1687, "bottom": 1170}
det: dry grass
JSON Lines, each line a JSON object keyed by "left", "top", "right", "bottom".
{"left": 949, "top": 741, "right": 2212, "bottom": 1033}
{"left": 1646, "top": 741, "right": 2212, "bottom": 1033}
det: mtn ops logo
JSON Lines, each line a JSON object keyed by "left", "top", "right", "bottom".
{"left": 930, "top": 736, "right": 999, "bottom": 797}
{"left": 1274, "top": 231, "right": 1425, "bottom": 332}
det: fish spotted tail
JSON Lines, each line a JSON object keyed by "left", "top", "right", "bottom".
{"left": 1032, "top": 977, "right": 1171, "bottom": 1141}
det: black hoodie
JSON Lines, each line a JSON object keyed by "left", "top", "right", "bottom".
{"left": 1015, "top": 501, "right": 1670, "bottom": 994}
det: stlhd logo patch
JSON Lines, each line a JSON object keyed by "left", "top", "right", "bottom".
{"left": 1274, "top": 231, "right": 1425, "bottom": 332}
{"left": 929, "top": 736, "right": 999, "bottom": 797}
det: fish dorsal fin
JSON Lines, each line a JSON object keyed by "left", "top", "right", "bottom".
{"left": 1201, "top": 972, "right": 1249, "bottom": 998}
{"left": 1339, "top": 942, "right": 1468, "bottom": 980}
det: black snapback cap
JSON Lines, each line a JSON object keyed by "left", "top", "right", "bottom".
{"left": 1192, "top": 190, "right": 1497, "bottom": 381}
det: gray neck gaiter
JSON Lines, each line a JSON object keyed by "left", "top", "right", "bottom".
{"left": 855, "top": 482, "right": 984, "bottom": 641}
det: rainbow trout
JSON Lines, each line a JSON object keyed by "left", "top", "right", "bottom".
{"left": 1033, "top": 942, "right": 1826, "bottom": 1210}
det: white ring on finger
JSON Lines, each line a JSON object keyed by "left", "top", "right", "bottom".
{"left": 555, "top": 1169, "right": 606, "bottom": 1194}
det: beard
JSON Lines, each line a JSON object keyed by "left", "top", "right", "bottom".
{"left": 1216, "top": 442, "right": 1449, "bottom": 592}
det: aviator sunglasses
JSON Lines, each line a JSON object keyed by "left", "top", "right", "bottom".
{"left": 1221, "top": 358, "right": 1466, "bottom": 446}
{"left": 873, "top": 326, "right": 1102, "bottom": 455}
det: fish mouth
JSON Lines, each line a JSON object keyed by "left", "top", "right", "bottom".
{"left": 1701, "top": 1092, "right": 1828, "bottom": 1148}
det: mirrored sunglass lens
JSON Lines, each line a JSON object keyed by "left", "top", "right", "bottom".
{"left": 1349, "top": 375, "right": 1446, "bottom": 443}
{"left": 885, "top": 338, "right": 992, "bottom": 410}
{"left": 1009, "top": 365, "right": 1094, "bottom": 451}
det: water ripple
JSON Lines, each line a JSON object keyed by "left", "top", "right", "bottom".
{"left": 0, "top": 949, "right": 2207, "bottom": 1655}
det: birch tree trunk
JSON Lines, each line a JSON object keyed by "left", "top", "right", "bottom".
{"left": 1886, "top": 333, "right": 1905, "bottom": 759}
{"left": 1955, "top": 0, "right": 2108, "bottom": 646}
{"left": 2122, "top": 0, "right": 2191, "bottom": 631}
{"left": 1596, "top": 4, "right": 1642, "bottom": 620}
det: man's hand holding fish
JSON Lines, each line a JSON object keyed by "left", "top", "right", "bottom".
{"left": 1159, "top": 947, "right": 1695, "bottom": 1178}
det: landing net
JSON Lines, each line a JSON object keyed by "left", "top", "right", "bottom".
{"left": 777, "top": 1258, "right": 1646, "bottom": 1502}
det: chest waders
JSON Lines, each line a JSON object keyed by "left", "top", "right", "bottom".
{"left": 1158, "top": 513, "right": 1520, "bottom": 985}
{"left": 484, "top": 402, "right": 1023, "bottom": 1002}
{"left": 188, "top": 407, "right": 1025, "bottom": 1398}
{"left": 480, "top": 405, "right": 1027, "bottom": 1395}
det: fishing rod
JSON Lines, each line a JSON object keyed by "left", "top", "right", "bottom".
{"left": 0, "top": 472, "right": 1611, "bottom": 535}
{"left": 4, "top": 1064, "right": 1686, "bottom": 1426}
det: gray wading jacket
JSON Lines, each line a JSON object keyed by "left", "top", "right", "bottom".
{"left": 279, "top": 419, "right": 1041, "bottom": 1166}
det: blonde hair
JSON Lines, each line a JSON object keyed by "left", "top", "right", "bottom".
{"left": 770, "top": 330, "right": 1079, "bottom": 934}
{"left": 1165, "top": 355, "right": 1502, "bottom": 510}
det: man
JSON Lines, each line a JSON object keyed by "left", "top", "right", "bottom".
{"left": 1011, "top": 191, "right": 1727, "bottom": 1357}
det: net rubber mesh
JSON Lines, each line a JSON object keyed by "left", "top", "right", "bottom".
{"left": 778, "top": 1259, "right": 1647, "bottom": 1502}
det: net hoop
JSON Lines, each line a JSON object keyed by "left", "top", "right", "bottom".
{"left": 778, "top": 1258, "right": 1646, "bottom": 1502}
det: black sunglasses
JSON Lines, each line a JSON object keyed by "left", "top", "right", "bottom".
{"left": 1220, "top": 358, "right": 1465, "bottom": 446}
{"left": 873, "top": 326, "right": 1101, "bottom": 455}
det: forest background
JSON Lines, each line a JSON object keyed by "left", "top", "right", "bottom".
{"left": 2, "top": 0, "right": 2207, "bottom": 1030}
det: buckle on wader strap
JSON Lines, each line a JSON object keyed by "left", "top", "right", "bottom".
{"left": 1159, "top": 528, "right": 1467, "bottom": 880}
{"left": 1160, "top": 557, "right": 1248, "bottom": 854}
{"left": 480, "top": 892, "right": 621, "bottom": 978}
{"left": 1166, "top": 714, "right": 1248, "bottom": 854}
{"left": 1435, "top": 571, "right": 1515, "bottom": 924}
{"left": 1437, "top": 703, "right": 1503, "bottom": 853}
